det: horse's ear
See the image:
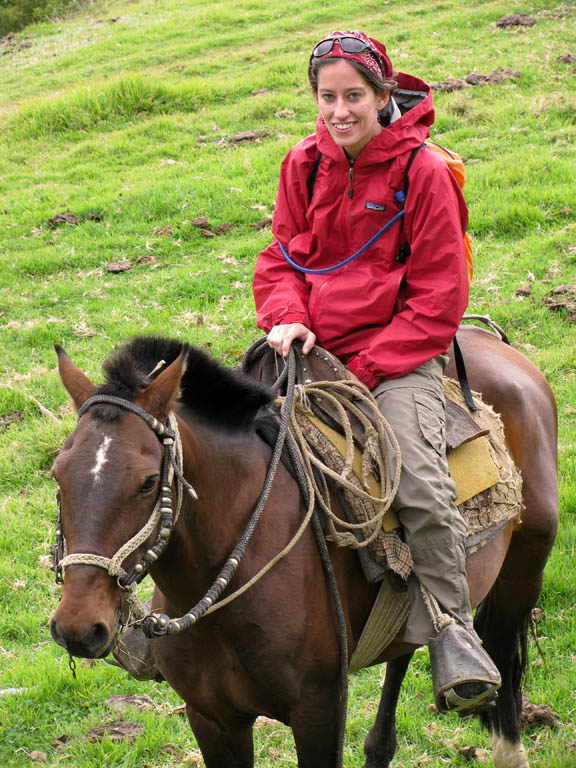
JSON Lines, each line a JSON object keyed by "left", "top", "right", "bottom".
{"left": 136, "top": 347, "right": 188, "bottom": 419}
{"left": 55, "top": 345, "right": 96, "bottom": 410}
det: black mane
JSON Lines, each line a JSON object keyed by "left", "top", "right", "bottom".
{"left": 96, "top": 336, "right": 274, "bottom": 431}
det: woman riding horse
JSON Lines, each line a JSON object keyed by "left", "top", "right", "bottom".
{"left": 48, "top": 27, "right": 559, "bottom": 768}
{"left": 253, "top": 29, "right": 500, "bottom": 713}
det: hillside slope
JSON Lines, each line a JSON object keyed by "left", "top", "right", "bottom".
{"left": 0, "top": 1, "right": 574, "bottom": 766}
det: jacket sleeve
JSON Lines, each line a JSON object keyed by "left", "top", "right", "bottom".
{"left": 253, "top": 148, "right": 313, "bottom": 332}
{"left": 347, "top": 154, "right": 469, "bottom": 388}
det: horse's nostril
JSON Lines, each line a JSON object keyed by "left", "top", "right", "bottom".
{"left": 50, "top": 618, "right": 65, "bottom": 647}
{"left": 49, "top": 618, "right": 111, "bottom": 657}
{"left": 82, "top": 622, "right": 111, "bottom": 655}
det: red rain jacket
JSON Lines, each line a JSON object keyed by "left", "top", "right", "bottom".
{"left": 253, "top": 73, "right": 469, "bottom": 389}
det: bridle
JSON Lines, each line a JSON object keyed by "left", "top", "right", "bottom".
{"left": 50, "top": 357, "right": 299, "bottom": 640}
{"left": 50, "top": 395, "right": 197, "bottom": 591}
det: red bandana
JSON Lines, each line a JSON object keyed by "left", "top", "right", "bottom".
{"left": 315, "top": 30, "right": 393, "bottom": 79}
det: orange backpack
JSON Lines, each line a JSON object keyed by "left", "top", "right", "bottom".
{"left": 405, "top": 141, "right": 473, "bottom": 283}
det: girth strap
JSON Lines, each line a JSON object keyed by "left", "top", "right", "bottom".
{"left": 453, "top": 336, "right": 479, "bottom": 412}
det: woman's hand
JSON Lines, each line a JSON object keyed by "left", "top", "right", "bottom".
{"left": 266, "top": 323, "right": 317, "bottom": 357}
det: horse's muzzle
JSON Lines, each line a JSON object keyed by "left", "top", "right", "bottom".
{"left": 50, "top": 615, "right": 113, "bottom": 659}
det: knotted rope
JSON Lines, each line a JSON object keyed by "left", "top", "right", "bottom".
{"left": 421, "top": 585, "right": 455, "bottom": 634}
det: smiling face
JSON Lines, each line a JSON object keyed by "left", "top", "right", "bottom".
{"left": 313, "top": 58, "right": 389, "bottom": 158}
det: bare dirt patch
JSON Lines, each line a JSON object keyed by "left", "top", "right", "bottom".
{"left": 0, "top": 33, "right": 33, "bottom": 55}
{"left": 227, "top": 129, "right": 275, "bottom": 143}
{"left": 496, "top": 14, "right": 536, "bottom": 27}
{"left": 520, "top": 695, "right": 562, "bottom": 730}
{"left": 0, "top": 411, "right": 24, "bottom": 430}
{"left": 253, "top": 217, "right": 272, "bottom": 230}
{"left": 84, "top": 720, "right": 145, "bottom": 742}
{"left": 541, "top": 285, "right": 576, "bottom": 322}
{"left": 106, "top": 694, "right": 157, "bottom": 714}
{"left": 47, "top": 212, "right": 81, "bottom": 227}
{"left": 184, "top": 217, "right": 234, "bottom": 236}
{"left": 106, "top": 260, "right": 132, "bottom": 273}
{"left": 197, "top": 129, "right": 275, "bottom": 146}
{"left": 431, "top": 69, "right": 520, "bottom": 91}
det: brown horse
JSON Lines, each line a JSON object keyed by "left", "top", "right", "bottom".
{"left": 49, "top": 327, "right": 558, "bottom": 768}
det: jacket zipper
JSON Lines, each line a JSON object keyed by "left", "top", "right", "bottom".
{"left": 348, "top": 166, "right": 354, "bottom": 199}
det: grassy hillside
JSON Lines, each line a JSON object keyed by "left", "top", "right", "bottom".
{"left": 0, "top": 0, "right": 575, "bottom": 766}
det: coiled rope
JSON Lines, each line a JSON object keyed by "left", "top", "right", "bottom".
{"left": 288, "top": 379, "right": 402, "bottom": 549}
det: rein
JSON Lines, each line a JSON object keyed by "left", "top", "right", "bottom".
{"left": 138, "top": 348, "right": 302, "bottom": 637}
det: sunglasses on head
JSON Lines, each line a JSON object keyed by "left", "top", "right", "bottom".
{"left": 311, "top": 36, "right": 381, "bottom": 64}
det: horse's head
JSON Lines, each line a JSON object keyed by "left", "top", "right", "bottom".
{"left": 49, "top": 344, "right": 186, "bottom": 658}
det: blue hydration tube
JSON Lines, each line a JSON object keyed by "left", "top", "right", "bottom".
{"left": 279, "top": 191, "right": 406, "bottom": 276}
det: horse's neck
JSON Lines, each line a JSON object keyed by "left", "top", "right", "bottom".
{"left": 166, "top": 413, "right": 269, "bottom": 573}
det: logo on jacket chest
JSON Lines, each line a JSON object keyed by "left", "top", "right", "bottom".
{"left": 365, "top": 201, "right": 387, "bottom": 212}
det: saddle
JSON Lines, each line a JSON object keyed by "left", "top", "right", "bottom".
{"left": 244, "top": 340, "right": 488, "bottom": 454}
{"left": 244, "top": 339, "right": 521, "bottom": 575}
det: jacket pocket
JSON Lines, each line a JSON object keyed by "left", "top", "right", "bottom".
{"left": 413, "top": 390, "right": 446, "bottom": 459}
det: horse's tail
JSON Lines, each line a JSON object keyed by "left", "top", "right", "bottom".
{"left": 512, "top": 614, "right": 530, "bottom": 717}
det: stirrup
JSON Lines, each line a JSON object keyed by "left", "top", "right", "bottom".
{"left": 443, "top": 681, "right": 499, "bottom": 716}
{"left": 429, "top": 622, "right": 501, "bottom": 715}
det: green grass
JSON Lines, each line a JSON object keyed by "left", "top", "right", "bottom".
{"left": 1, "top": 0, "right": 575, "bottom": 766}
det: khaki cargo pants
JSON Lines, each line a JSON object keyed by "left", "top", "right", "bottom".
{"left": 372, "top": 356, "right": 473, "bottom": 645}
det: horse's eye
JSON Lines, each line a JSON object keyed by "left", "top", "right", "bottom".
{"left": 139, "top": 475, "right": 159, "bottom": 495}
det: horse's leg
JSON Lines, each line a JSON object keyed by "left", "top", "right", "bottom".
{"left": 363, "top": 653, "right": 413, "bottom": 768}
{"left": 474, "top": 524, "right": 556, "bottom": 767}
{"left": 474, "top": 586, "right": 530, "bottom": 768}
{"left": 481, "top": 458, "right": 556, "bottom": 768}
{"left": 186, "top": 705, "right": 256, "bottom": 768}
{"left": 448, "top": 326, "right": 558, "bottom": 767}
{"left": 290, "top": 681, "right": 344, "bottom": 768}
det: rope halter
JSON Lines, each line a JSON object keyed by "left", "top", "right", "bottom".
{"left": 50, "top": 395, "right": 197, "bottom": 591}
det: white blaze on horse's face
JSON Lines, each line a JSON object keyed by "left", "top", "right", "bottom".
{"left": 91, "top": 435, "right": 112, "bottom": 482}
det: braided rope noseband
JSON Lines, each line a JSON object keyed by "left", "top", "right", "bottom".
{"left": 51, "top": 395, "right": 197, "bottom": 592}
